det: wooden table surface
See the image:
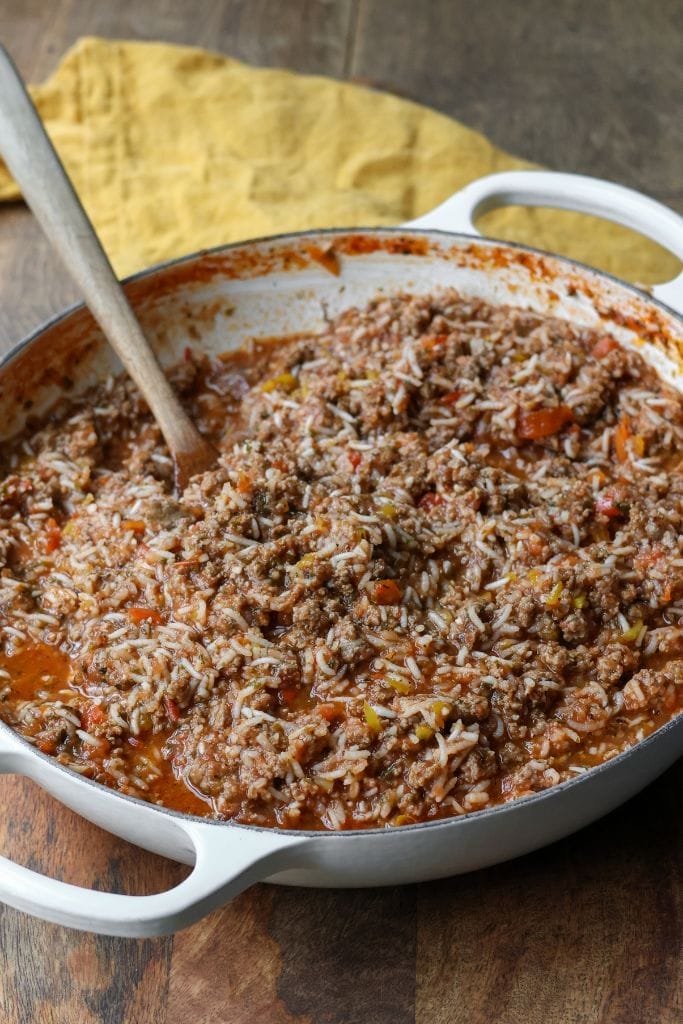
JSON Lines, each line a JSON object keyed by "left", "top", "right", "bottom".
{"left": 0, "top": 3, "right": 681, "bottom": 1022}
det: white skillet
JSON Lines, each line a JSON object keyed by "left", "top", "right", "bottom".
{"left": 0, "top": 167, "right": 681, "bottom": 935}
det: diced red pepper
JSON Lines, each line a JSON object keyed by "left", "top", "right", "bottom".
{"left": 422, "top": 333, "right": 448, "bottom": 350}
{"left": 319, "top": 702, "right": 343, "bottom": 722}
{"left": 41, "top": 517, "right": 61, "bottom": 554}
{"left": 418, "top": 491, "right": 444, "bottom": 512}
{"left": 594, "top": 492, "right": 622, "bottom": 518}
{"left": 81, "top": 703, "right": 105, "bottom": 731}
{"left": 517, "top": 405, "right": 574, "bottom": 440}
{"left": 122, "top": 519, "right": 146, "bottom": 533}
{"left": 635, "top": 545, "right": 664, "bottom": 569}
{"left": 612, "top": 416, "right": 644, "bottom": 463}
{"left": 235, "top": 472, "right": 252, "bottom": 494}
{"left": 592, "top": 336, "right": 619, "bottom": 358}
{"left": 348, "top": 450, "right": 362, "bottom": 470}
{"left": 614, "top": 416, "right": 630, "bottom": 463}
{"left": 164, "top": 697, "right": 182, "bottom": 723}
{"left": 128, "top": 607, "right": 163, "bottom": 624}
{"left": 440, "top": 390, "right": 461, "bottom": 406}
{"left": 372, "top": 579, "right": 402, "bottom": 605}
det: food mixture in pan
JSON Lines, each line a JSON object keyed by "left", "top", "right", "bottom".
{"left": 0, "top": 290, "right": 681, "bottom": 830}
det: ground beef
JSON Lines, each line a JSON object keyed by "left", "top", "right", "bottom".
{"left": 0, "top": 289, "right": 681, "bottom": 829}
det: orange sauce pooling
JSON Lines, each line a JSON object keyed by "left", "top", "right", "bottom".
{"left": 0, "top": 641, "right": 212, "bottom": 816}
{"left": 0, "top": 644, "right": 71, "bottom": 701}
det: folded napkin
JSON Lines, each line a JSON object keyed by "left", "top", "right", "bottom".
{"left": 0, "top": 37, "right": 676, "bottom": 285}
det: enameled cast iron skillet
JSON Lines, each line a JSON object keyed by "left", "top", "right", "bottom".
{"left": 0, "top": 170, "right": 682, "bottom": 936}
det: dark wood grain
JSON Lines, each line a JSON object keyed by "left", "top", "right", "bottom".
{"left": 351, "top": 0, "right": 683, "bottom": 209}
{"left": 0, "top": 777, "right": 183, "bottom": 1024}
{"left": 0, "top": 3, "right": 680, "bottom": 1023}
{"left": 416, "top": 760, "right": 683, "bottom": 1024}
{"left": 166, "top": 884, "right": 416, "bottom": 1024}
{"left": 0, "top": 202, "right": 79, "bottom": 350}
{"left": 2, "top": 0, "right": 355, "bottom": 80}
{"left": 269, "top": 886, "right": 416, "bottom": 1024}
{"left": 0, "top": 0, "right": 356, "bottom": 349}
{"left": 167, "top": 888, "right": 309, "bottom": 1024}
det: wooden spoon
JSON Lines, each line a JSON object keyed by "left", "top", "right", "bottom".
{"left": 0, "top": 45, "right": 216, "bottom": 490}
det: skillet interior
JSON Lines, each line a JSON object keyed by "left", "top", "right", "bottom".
{"left": 0, "top": 227, "right": 682, "bottom": 841}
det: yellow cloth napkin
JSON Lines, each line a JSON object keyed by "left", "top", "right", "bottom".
{"left": 0, "top": 36, "right": 677, "bottom": 285}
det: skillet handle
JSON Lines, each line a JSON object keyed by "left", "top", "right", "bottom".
{"left": 0, "top": 734, "right": 308, "bottom": 937}
{"left": 405, "top": 170, "right": 683, "bottom": 315}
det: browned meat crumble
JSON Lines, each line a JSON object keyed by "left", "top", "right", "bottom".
{"left": 0, "top": 290, "right": 681, "bottom": 830}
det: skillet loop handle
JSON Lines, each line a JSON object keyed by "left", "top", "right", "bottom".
{"left": 0, "top": 730, "right": 307, "bottom": 937}
{"left": 406, "top": 170, "right": 683, "bottom": 315}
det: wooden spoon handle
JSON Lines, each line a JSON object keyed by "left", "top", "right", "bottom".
{"left": 0, "top": 45, "right": 215, "bottom": 488}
